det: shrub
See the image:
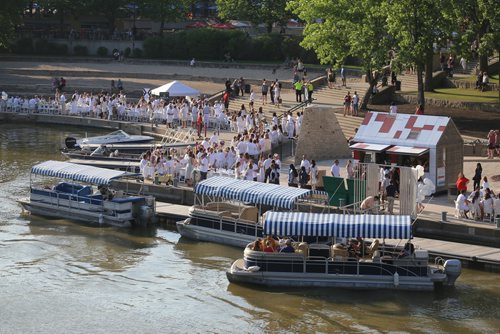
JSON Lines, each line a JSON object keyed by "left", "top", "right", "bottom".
{"left": 73, "top": 45, "right": 88, "bottom": 56}
{"left": 12, "top": 37, "right": 34, "bottom": 54}
{"left": 132, "top": 48, "right": 143, "bottom": 58}
{"left": 124, "top": 47, "right": 131, "bottom": 58}
{"left": 97, "top": 46, "right": 108, "bottom": 57}
{"left": 142, "top": 30, "right": 319, "bottom": 63}
{"left": 33, "top": 39, "right": 68, "bottom": 55}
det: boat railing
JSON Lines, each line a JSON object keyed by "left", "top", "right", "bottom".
{"left": 32, "top": 187, "right": 107, "bottom": 212}
{"left": 247, "top": 253, "right": 428, "bottom": 277}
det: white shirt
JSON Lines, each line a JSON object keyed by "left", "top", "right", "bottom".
{"left": 457, "top": 193, "right": 469, "bottom": 210}
{"left": 200, "top": 157, "right": 209, "bottom": 172}
{"left": 300, "top": 159, "right": 311, "bottom": 174}
{"left": 331, "top": 163, "right": 340, "bottom": 177}
{"left": 389, "top": 104, "right": 398, "bottom": 115}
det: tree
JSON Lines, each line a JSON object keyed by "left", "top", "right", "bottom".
{"left": 0, "top": 0, "right": 25, "bottom": 49}
{"left": 138, "top": 0, "right": 192, "bottom": 34}
{"left": 216, "top": 0, "right": 289, "bottom": 33}
{"left": 37, "top": 0, "right": 80, "bottom": 33}
{"left": 384, "top": 0, "right": 447, "bottom": 105}
{"left": 84, "top": 0, "right": 129, "bottom": 33}
{"left": 445, "top": 0, "right": 500, "bottom": 72}
{"left": 287, "top": 0, "right": 392, "bottom": 109}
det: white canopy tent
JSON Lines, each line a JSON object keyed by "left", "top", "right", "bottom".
{"left": 151, "top": 81, "right": 200, "bottom": 97}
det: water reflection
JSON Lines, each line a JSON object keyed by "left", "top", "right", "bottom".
{"left": 1, "top": 122, "right": 499, "bottom": 333}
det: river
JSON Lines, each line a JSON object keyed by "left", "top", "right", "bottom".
{"left": 0, "top": 123, "right": 498, "bottom": 334}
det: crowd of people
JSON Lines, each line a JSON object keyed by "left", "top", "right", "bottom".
{"left": 138, "top": 133, "right": 283, "bottom": 187}
{"left": 455, "top": 166, "right": 499, "bottom": 221}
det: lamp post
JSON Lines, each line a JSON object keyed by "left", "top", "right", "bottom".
{"left": 127, "top": 3, "right": 138, "bottom": 52}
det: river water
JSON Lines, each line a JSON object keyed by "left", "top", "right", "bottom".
{"left": 0, "top": 123, "right": 498, "bottom": 334}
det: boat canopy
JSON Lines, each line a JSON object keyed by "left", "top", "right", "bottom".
{"left": 264, "top": 211, "right": 412, "bottom": 239}
{"left": 195, "top": 176, "right": 312, "bottom": 209}
{"left": 31, "top": 160, "right": 138, "bottom": 185}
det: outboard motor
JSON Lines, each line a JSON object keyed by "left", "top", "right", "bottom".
{"left": 65, "top": 137, "right": 77, "bottom": 149}
{"left": 444, "top": 259, "right": 462, "bottom": 286}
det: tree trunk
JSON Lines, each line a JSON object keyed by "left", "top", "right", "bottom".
{"left": 360, "top": 70, "right": 378, "bottom": 110}
{"left": 416, "top": 64, "right": 425, "bottom": 106}
{"left": 160, "top": 18, "right": 165, "bottom": 36}
{"left": 266, "top": 22, "right": 273, "bottom": 33}
{"left": 424, "top": 51, "right": 433, "bottom": 92}
{"left": 479, "top": 54, "right": 488, "bottom": 72}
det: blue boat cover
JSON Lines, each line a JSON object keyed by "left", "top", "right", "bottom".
{"left": 195, "top": 176, "right": 312, "bottom": 209}
{"left": 264, "top": 211, "right": 412, "bottom": 239}
{"left": 31, "top": 160, "right": 138, "bottom": 185}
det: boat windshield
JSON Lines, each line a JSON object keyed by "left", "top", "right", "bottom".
{"left": 108, "top": 130, "right": 130, "bottom": 138}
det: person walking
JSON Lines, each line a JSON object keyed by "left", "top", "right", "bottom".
{"left": 294, "top": 80, "right": 303, "bottom": 102}
{"left": 341, "top": 66, "right": 346, "bottom": 86}
{"left": 261, "top": 79, "right": 268, "bottom": 105}
{"left": 307, "top": 81, "right": 314, "bottom": 103}
{"left": 310, "top": 160, "right": 318, "bottom": 190}
{"left": 472, "top": 163, "right": 482, "bottom": 191}
{"left": 343, "top": 92, "right": 351, "bottom": 116}
{"left": 351, "top": 91, "right": 359, "bottom": 116}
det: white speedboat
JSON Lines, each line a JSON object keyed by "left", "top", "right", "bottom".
{"left": 18, "top": 160, "right": 155, "bottom": 226}
{"left": 176, "top": 176, "right": 327, "bottom": 248}
{"left": 227, "top": 211, "right": 462, "bottom": 291}
{"left": 65, "top": 130, "right": 154, "bottom": 149}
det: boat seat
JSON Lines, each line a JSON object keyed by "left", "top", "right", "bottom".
{"left": 309, "top": 243, "right": 330, "bottom": 258}
{"left": 368, "top": 239, "right": 379, "bottom": 255}
{"left": 240, "top": 207, "right": 258, "bottom": 223}
{"left": 372, "top": 250, "right": 381, "bottom": 262}
{"left": 296, "top": 242, "right": 309, "bottom": 256}
{"left": 77, "top": 186, "right": 93, "bottom": 197}
{"left": 331, "top": 244, "right": 349, "bottom": 259}
{"left": 55, "top": 182, "right": 83, "bottom": 194}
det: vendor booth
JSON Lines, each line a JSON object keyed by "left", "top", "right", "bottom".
{"left": 151, "top": 81, "right": 200, "bottom": 97}
{"left": 350, "top": 112, "right": 463, "bottom": 192}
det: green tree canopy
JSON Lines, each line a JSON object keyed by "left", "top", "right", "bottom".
{"left": 383, "top": 0, "right": 449, "bottom": 104}
{"left": 287, "top": 0, "right": 392, "bottom": 109}
{"left": 0, "top": 1, "right": 26, "bottom": 49}
{"left": 444, "top": 0, "right": 500, "bottom": 71}
{"left": 216, "top": 0, "right": 289, "bottom": 33}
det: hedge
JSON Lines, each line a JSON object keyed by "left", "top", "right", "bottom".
{"left": 73, "top": 45, "right": 88, "bottom": 56}
{"left": 143, "top": 29, "right": 319, "bottom": 63}
{"left": 97, "top": 46, "right": 108, "bottom": 57}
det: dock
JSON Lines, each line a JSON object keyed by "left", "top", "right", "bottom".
{"left": 154, "top": 201, "right": 500, "bottom": 272}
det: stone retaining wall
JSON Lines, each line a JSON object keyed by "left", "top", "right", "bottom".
{"left": 394, "top": 94, "right": 500, "bottom": 112}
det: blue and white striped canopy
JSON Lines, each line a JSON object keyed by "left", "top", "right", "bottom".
{"left": 195, "top": 176, "right": 312, "bottom": 209}
{"left": 264, "top": 211, "right": 412, "bottom": 239}
{"left": 31, "top": 160, "right": 136, "bottom": 185}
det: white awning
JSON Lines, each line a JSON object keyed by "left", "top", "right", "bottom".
{"left": 151, "top": 81, "right": 200, "bottom": 97}
{"left": 386, "top": 146, "right": 429, "bottom": 156}
{"left": 349, "top": 142, "right": 391, "bottom": 152}
{"left": 31, "top": 160, "right": 138, "bottom": 185}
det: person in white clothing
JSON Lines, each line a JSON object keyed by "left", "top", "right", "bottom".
{"left": 330, "top": 159, "right": 340, "bottom": 177}
{"left": 456, "top": 190, "right": 470, "bottom": 218}
{"left": 199, "top": 153, "right": 209, "bottom": 180}
{"left": 300, "top": 155, "right": 311, "bottom": 174}
{"left": 389, "top": 102, "right": 397, "bottom": 115}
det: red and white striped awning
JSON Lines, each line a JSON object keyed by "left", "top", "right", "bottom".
{"left": 386, "top": 146, "right": 429, "bottom": 156}
{"left": 349, "top": 142, "right": 391, "bottom": 152}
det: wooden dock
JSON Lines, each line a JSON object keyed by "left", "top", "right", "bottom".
{"left": 155, "top": 202, "right": 190, "bottom": 222}
{"left": 154, "top": 201, "right": 500, "bottom": 272}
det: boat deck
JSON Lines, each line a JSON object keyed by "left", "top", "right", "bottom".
{"left": 155, "top": 201, "right": 500, "bottom": 272}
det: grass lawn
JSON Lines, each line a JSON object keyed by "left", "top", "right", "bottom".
{"left": 455, "top": 73, "right": 499, "bottom": 84}
{"left": 406, "top": 88, "right": 499, "bottom": 103}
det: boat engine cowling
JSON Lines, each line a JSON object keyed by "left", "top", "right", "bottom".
{"left": 444, "top": 259, "right": 462, "bottom": 286}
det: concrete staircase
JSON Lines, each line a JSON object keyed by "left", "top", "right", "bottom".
{"left": 228, "top": 81, "right": 366, "bottom": 140}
